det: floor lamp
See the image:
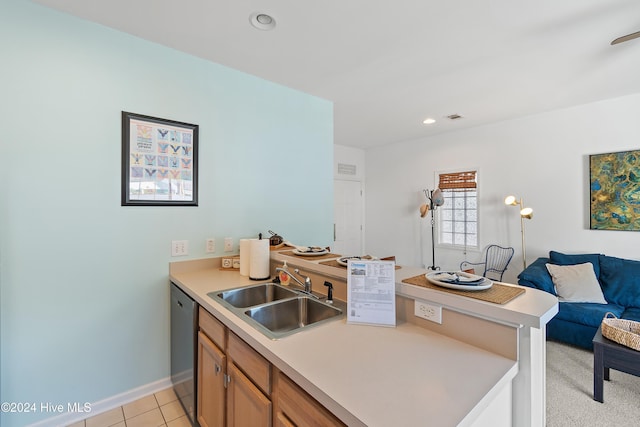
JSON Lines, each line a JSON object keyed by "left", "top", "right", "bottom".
{"left": 504, "top": 195, "right": 533, "bottom": 270}
{"left": 421, "top": 189, "right": 445, "bottom": 271}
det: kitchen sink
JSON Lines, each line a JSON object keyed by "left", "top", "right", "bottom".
{"left": 212, "top": 282, "right": 298, "bottom": 308}
{"left": 208, "top": 283, "right": 344, "bottom": 339}
{"left": 244, "top": 296, "right": 343, "bottom": 338}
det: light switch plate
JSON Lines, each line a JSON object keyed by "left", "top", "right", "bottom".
{"left": 171, "top": 240, "right": 189, "bottom": 257}
{"left": 224, "top": 237, "right": 233, "bottom": 252}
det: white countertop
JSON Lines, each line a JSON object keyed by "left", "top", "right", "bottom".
{"left": 270, "top": 251, "right": 559, "bottom": 330}
{"left": 169, "top": 256, "right": 541, "bottom": 426}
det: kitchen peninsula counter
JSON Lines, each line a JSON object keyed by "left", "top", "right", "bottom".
{"left": 170, "top": 254, "right": 557, "bottom": 426}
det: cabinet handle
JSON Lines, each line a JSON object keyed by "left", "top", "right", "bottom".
{"left": 215, "top": 364, "right": 221, "bottom": 375}
{"left": 224, "top": 374, "right": 231, "bottom": 388}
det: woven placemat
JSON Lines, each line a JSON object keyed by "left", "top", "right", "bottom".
{"left": 279, "top": 250, "right": 341, "bottom": 261}
{"left": 319, "top": 259, "right": 402, "bottom": 270}
{"left": 401, "top": 274, "right": 525, "bottom": 305}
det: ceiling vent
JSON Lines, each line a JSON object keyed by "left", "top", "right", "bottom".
{"left": 446, "top": 114, "right": 464, "bottom": 121}
{"left": 337, "top": 163, "right": 357, "bottom": 176}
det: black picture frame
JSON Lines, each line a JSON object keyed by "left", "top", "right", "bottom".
{"left": 121, "top": 111, "right": 198, "bottom": 206}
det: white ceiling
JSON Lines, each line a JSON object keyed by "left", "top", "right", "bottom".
{"left": 33, "top": 0, "right": 640, "bottom": 149}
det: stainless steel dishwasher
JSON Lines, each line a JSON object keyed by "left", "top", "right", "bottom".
{"left": 170, "top": 282, "right": 197, "bottom": 425}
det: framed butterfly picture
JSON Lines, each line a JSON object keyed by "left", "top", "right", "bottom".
{"left": 122, "top": 111, "right": 199, "bottom": 206}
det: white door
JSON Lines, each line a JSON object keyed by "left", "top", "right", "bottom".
{"left": 333, "top": 180, "right": 363, "bottom": 256}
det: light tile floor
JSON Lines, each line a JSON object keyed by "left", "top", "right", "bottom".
{"left": 67, "top": 387, "right": 190, "bottom": 427}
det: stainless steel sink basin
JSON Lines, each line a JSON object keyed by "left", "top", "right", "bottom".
{"left": 208, "top": 283, "right": 344, "bottom": 339}
{"left": 244, "top": 296, "right": 343, "bottom": 338}
{"left": 212, "top": 283, "right": 298, "bottom": 308}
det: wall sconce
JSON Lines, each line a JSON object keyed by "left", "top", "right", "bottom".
{"left": 504, "top": 195, "right": 533, "bottom": 270}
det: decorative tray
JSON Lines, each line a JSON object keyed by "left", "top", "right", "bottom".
{"left": 425, "top": 271, "right": 493, "bottom": 291}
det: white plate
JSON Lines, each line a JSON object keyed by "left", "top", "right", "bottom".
{"left": 336, "top": 255, "right": 380, "bottom": 266}
{"left": 425, "top": 271, "right": 493, "bottom": 291}
{"left": 337, "top": 256, "right": 363, "bottom": 266}
{"left": 292, "top": 248, "right": 329, "bottom": 257}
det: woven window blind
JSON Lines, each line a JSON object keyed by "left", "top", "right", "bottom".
{"left": 438, "top": 171, "right": 477, "bottom": 190}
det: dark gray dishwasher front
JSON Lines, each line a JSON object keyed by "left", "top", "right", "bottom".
{"left": 170, "top": 282, "right": 197, "bottom": 425}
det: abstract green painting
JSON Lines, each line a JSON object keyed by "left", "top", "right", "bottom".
{"left": 590, "top": 149, "right": 640, "bottom": 230}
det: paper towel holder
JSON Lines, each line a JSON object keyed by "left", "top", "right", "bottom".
{"left": 249, "top": 236, "right": 271, "bottom": 280}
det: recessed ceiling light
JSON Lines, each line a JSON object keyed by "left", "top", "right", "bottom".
{"left": 250, "top": 12, "right": 276, "bottom": 31}
{"left": 423, "top": 118, "right": 436, "bottom": 125}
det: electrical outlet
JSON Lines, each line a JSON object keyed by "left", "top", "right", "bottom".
{"left": 206, "top": 238, "right": 215, "bottom": 253}
{"left": 414, "top": 300, "right": 442, "bottom": 324}
{"left": 171, "top": 240, "right": 189, "bottom": 257}
{"left": 224, "top": 237, "right": 233, "bottom": 252}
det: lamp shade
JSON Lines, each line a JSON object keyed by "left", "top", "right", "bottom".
{"left": 432, "top": 189, "right": 445, "bottom": 206}
{"left": 503, "top": 194, "right": 532, "bottom": 270}
{"left": 520, "top": 207, "right": 533, "bottom": 219}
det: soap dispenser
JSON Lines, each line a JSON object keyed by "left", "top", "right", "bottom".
{"left": 279, "top": 261, "right": 291, "bottom": 286}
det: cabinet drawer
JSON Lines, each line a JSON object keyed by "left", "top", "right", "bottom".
{"left": 199, "top": 306, "right": 226, "bottom": 350}
{"left": 228, "top": 332, "right": 271, "bottom": 396}
{"left": 276, "top": 371, "right": 345, "bottom": 427}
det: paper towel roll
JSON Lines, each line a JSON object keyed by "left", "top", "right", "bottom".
{"left": 239, "top": 238, "right": 253, "bottom": 276}
{"left": 249, "top": 238, "right": 270, "bottom": 280}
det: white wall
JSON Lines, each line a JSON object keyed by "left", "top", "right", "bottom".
{"left": 365, "top": 93, "right": 640, "bottom": 283}
{"left": 0, "top": 1, "right": 333, "bottom": 426}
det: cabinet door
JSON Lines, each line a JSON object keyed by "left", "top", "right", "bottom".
{"left": 198, "top": 331, "right": 226, "bottom": 427}
{"left": 227, "top": 362, "right": 272, "bottom": 427}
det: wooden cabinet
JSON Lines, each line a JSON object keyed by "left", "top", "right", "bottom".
{"left": 198, "top": 331, "right": 226, "bottom": 427}
{"left": 274, "top": 369, "right": 346, "bottom": 427}
{"left": 197, "top": 306, "right": 343, "bottom": 427}
{"left": 198, "top": 308, "right": 227, "bottom": 427}
{"left": 227, "top": 331, "right": 272, "bottom": 426}
{"left": 227, "top": 361, "right": 272, "bottom": 426}
{"left": 274, "top": 412, "right": 296, "bottom": 427}
{"left": 198, "top": 308, "right": 273, "bottom": 427}
{"left": 199, "top": 307, "right": 226, "bottom": 348}
{"left": 227, "top": 332, "right": 271, "bottom": 395}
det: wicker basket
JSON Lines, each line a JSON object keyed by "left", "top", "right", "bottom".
{"left": 601, "top": 312, "right": 640, "bottom": 351}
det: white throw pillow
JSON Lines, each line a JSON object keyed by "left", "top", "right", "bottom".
{"left": 545, "top": 262, "right": 607, "bottom": 303}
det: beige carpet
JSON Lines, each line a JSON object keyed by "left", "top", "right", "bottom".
{"left": 546, "top": 340, "right": 640, "bottom": 426}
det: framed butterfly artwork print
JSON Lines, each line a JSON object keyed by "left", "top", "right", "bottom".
{"left": 122, "top": 111, "right": 198, "bottom": 206}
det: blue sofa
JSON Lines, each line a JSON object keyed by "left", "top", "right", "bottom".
{"left": 518, "top": 251, "right": 640, "bottom": 349}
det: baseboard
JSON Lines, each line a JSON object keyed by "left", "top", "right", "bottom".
{"left": 27, "top": 377, "right": 173, "bottom": 427}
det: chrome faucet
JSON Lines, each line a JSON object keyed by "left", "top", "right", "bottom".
{"left": 276, "top": 267, "right": 313, "bottom": 294}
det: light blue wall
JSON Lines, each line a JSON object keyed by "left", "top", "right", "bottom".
{"left": 0, "top": 1, "right": 333, "bottom": 425}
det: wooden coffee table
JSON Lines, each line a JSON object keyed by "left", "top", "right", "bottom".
{"left": 593, "top": 325, "right": 640, "bottom": 402}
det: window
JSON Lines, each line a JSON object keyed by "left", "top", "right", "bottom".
{"left": 437, "top": 170, "right": 478, "bottom": 248}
